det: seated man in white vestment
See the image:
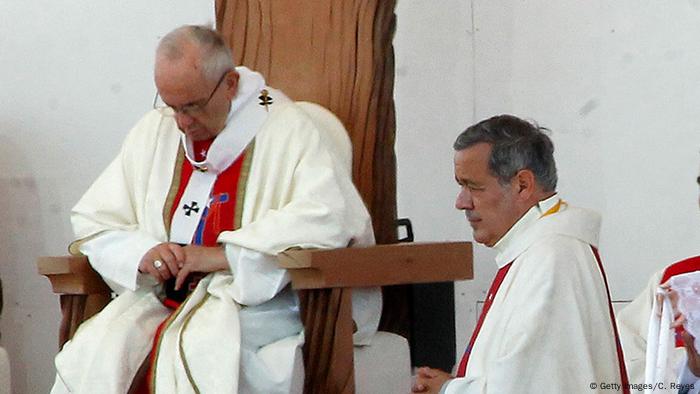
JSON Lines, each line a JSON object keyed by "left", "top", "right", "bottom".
{"left": 617, "top": 171, "right": 700, "bottom": 394}
{"left": 50, "top": 25, "right": 381, "bottom": 394}
{"left": 412, "top": 115, "right": 629, "bottom": 394}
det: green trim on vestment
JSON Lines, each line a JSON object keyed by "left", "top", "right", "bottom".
{"left": 163, "top": 144, "right": 185, "bottom": 238}
{"left": 234, "top": 141, "right": 255, "bottom": 231}
{"left": 178, "top": 293, "right": 211, "bottom": 394}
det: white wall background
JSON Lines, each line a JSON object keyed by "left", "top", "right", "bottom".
{"left": 395, "top": 0, "right": 700, "bottom": 367}
{"left": 0, "top": 2, "right": 214, "bottom": 393}
{"left": 1, "top": 1, "right": 699, "bottom": 392}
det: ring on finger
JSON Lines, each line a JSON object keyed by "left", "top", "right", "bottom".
{"left": 153, "top": 260, "right": 164, "bottom": 269}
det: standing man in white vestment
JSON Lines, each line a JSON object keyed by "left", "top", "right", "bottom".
{"left": 50, "top": 25, "right": 380, "bottom": 394}
{"left": 412, "top": 114, "right": 629, "bottom": 394}
{"left": 617, "top": 170, "right": 700, "bottom": 394}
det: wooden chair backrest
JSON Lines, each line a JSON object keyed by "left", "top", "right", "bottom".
{"left": 215, "top": 2, "right": 400, "bottom": 392}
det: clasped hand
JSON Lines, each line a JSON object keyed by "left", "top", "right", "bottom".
{"left": 412, "top": 367, "right": 453, "bottom": 394}
{"left": 138, "top": 243, "right": 228, "bottom": 290}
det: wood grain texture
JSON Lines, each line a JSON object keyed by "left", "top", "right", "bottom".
{"left": 38, "top": 256, "right": 111, "bottom": 347}
{"left": 215, "top": 2, "right": 399, "bottom": 391}
{"left": 279, "top": 242, "right": 473, "bottom": 289}
{"left": 298, "top": 288, "right": 354, "bottom": 394}
{"left": 215, "top": 0, "right": 398, "bottom": 244}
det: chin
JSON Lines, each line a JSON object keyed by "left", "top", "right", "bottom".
{"left": 189, "top": 130, "right": 213, "bottom": 142}
{"left": 472, "top": 231, "right": 492, "bottom": 247}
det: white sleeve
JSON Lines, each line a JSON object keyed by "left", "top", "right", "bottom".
{"left": 443, "top": 376, "right": 484, "bottom": 394}
{"left": 223, "top": 243, "right": 381, "bottom": 344}
{"left": 78, "top": 230, "right": 161, "bottom": 293}
{"left": 224, "top": 244, "right": 290, "bottom": 306}
{"left": 616, "top": 270, "right": 665, "bottom": 385}
{"left": 70, "top": 114, "right": 170, "bottom": 293}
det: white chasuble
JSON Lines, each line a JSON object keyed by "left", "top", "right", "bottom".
{"left": 52, "top": 67, "right": 379, "bottom": 394}
{"left": 445, "top": 195, "right": 626, "bottom": 394}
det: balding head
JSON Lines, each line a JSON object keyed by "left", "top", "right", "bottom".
{"left": 153, "top": 25, "right": 239, "bottom": 141}
{"left": 155, "top": 25, "right": 234, "bottom": 83}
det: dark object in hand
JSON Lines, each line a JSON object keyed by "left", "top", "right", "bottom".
{"left": 164, "top": 273, "right": 205, "bottom": 303}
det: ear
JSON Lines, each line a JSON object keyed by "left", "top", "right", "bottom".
{"left": 513, "top": 169, "right": 537, "bottom": 200}
{"left": 222, "top": 69, "right": 240, "bottom": 100}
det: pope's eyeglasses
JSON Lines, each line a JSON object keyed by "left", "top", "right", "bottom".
{"left": 153, "top": 70, "right": 230, "bottom": 117}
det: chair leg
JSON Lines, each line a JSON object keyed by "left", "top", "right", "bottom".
{"left": 58, "top": 293, "right": 111, "bottom": 348}
{"left": 299, "top": 288, "right": 355, "bottom": 394}
{"left": 59, "top": 295, "right": 86, "bottom": 348}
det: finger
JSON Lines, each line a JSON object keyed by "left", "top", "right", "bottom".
{"left": 175, "top": 266, "right": 191, "bottom": 291}
{"left": 682, "top": 331, "right": 695, "bottom": 347}
{"left": 672, "top": 314, "right": 687, "bottom": 329}
{"left": 167, "top": 243, "right": 186, "bottom": 268}
{"left": 157, "top": 248, "right": 182, "bottom": 278}
{"left": 155, "top": 262, "right": 172, "bottom": 281}
{"left": 416, "top": 367, "right": 433, "bottom": 376}
{"left": 668, "top": 290, "right": 680, "bottom": 309}
{"left": 146, "top": 265, "right": 165, "bottom": 283}
{"left": 655, "top": 291, "right": 668, "bottom": 316}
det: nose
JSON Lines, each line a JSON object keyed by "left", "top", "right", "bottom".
{"left": 175, "top": 111, "right": 195, "bottom": 129}
{"left": 455, "top": 187, "right": 474, "bottom": 210}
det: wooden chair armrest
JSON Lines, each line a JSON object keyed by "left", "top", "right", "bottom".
{"left": 37, "top": 255, "right": 111, "bottom": 347}
{"left": 37, "top": 255, "right": 111, "bottom": 295}
{"left": 278, "top": 241, "right": 473, "bottom": 289}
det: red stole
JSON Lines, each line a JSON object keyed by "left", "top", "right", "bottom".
{"left": 591, "top": 247, "right": 630, "bottom": 394}
{"left": 455, "top": 262, "right": 512, "bottom": 377}
{"left": 660, "top": 256, "right": 700, "bottom": 348}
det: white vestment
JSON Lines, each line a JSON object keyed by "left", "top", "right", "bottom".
{"left": 444, "top": 195, "right": 626, "bottom": 394}
{"left": 51, "top": 68, "right": 381, "bottom": 394}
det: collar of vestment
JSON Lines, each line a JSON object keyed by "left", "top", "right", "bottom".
{"left": 170, "top": 66, "right": 272, "bottom": 244}
{"left": 492, "top": 193, "right": 601, "bottom": 268}
{"left": 181, "top": 66, "right": 267, "bottom": 174}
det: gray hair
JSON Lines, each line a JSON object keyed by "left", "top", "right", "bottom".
{"left": 454, "top": 114, "right": 558, "bottom": 192}
{"left": 156, "top": 25, "right": 235, "bottom": 82}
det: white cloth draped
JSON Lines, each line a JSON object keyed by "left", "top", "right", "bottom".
{"left": 644, "top": 286, "right": 675, "bottom": 394}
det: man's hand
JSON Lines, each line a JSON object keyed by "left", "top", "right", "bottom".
{"left": 138, "top": 243, "right": 186, "bottom": 282}
{"left": 681, "top": 331, "right": 700, "bottom": 377}
{"left": 174, "top": 245, "right": 228, "bottom": 290}
{"left": 412, "top": 367, "right": 452, "bottom": 394}
{"left": 662, "top": 282, "right": 700, "bottom": 377}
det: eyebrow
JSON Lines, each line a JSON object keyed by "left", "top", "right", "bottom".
{"left": 697, "top": 175, "right": 700, "bottom": 185}
{"left": 455, "top": 176, "right": 482, "bottom": 188}
{"left": 162, "top": 97, "right": 204, "bottom": 110}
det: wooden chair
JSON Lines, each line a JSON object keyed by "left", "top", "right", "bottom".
{"left": 40, "top": 1, "right": 475, "bottom": 392}
{"left": 39, "top": 242, "right": 472, "bottom": 393}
